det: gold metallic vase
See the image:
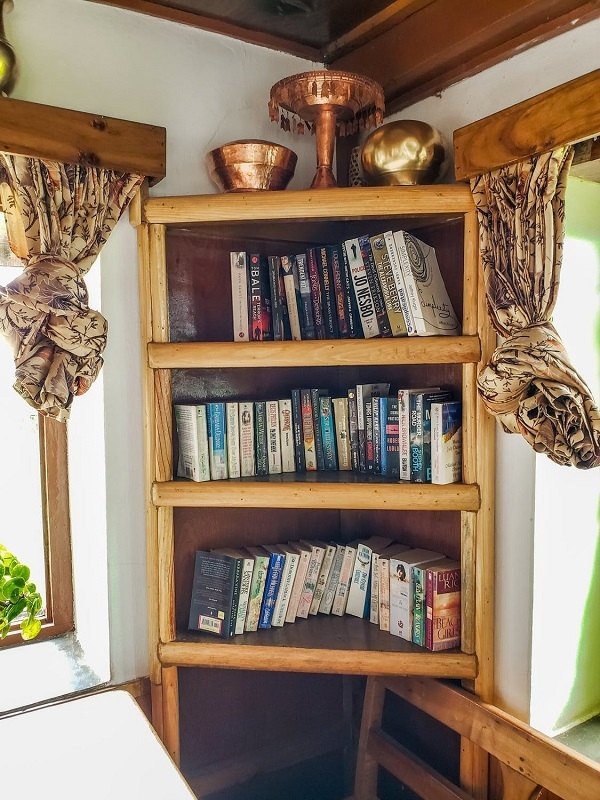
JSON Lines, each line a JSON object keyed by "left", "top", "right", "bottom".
{"left": 361, "top": 120, "right": 448, "bottom": 186}
{"left": 0, "top": 0, "right": 16, "bottom": 97}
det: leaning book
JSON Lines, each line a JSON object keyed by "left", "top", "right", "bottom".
{"left": 425, "top": 560, "right": 461, "bottom": 651}
{"left": 431, "top": 400, "right": 462, "bottom": 484}
{"left": 188, "top": 551, "right": 243, "bottom": 639}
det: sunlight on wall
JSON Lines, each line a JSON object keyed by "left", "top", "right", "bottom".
{"left": 530, "top": 178, "right": 600, "bottom": 735}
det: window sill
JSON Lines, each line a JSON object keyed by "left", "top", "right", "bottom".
{"left": 0, "top": 632, "right": 107, "bottom": 716}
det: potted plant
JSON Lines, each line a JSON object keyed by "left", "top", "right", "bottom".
{"left": 0, "top": 544, "right": 42, "bottom": 640}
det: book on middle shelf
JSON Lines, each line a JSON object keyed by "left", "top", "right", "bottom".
{"left": 389, "top": 548, "right": 444, "bottom": 641}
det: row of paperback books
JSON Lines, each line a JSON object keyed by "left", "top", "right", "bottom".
{"left": 188, "top": 537, "right": 461, "bottom": 652}
{"left": 230, "top": 229, "right": 460, "bottom": 343}
{"left": 175, "top": 385, "right": 462, "bottom": 484}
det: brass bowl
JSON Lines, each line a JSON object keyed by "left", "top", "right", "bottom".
{"left": 361, "top": 120, "right": 448, "bottom": 186}
{"left": 206, "top": 139, "right": 298, "bottom": 193}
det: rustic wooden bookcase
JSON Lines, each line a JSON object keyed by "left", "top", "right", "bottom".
{"left": 132, "top": 183, "right": 495, "bottom": 794}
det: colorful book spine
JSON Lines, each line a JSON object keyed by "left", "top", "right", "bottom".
{"left": 425, "top": 561, "right": 461, "bottom": 651}
{"left": 409, "top": 392, "right": 424, "bottom": 482}
{"left": 268, "top": 255, "right": 285, "bottom": 341}
{"left": 370, "top": 233, "right": 408, "bottom": 337}
{"left": 291, "top": 389, "right": 306, "bottom": 472}
{"left": 238, "top": 402, "right": 255, "bottom": 477}
{"left": 311, "top": 387, "right": 327, "bottom": 471}
{"left": 319, "top": 395, "right": 338, "bottom": 471}
{"left": 258, "top": 548, "right": 286, "bottom": 629}
{"left": 412, "top": 563, "right": 428, "bottom": 646}
{"left": 301, "top": 388, "right": 317, "bottom": 471}
{"left": 272, "top": 546, "right": 300, "bottom": 627}
{"left": 309, "top": 542, "right": 337, "bottom": 615}
{"left": 278, "top": 398, "right": 296, "bottom": 473}
{"left": 254, "top": 401, "right": 268, "bottom": 476}
{"left": 422, "top": 391, "right": 452, "bottom": 483}
{"left": 381, "top": 396, "right": 400, "bottom": 478}
{"left": 365, "top": 398, "right": 375, "bottom": 473}
{"left": 332, "top": 397, "right": 351, "bottom": 471}
{"left": 372, "top": 394, "right": 381, "bottom": 474}
{"left": 331, "top": 543, "right": 357, "bottom": 616}
{"left": 230, "top": 251, "right": 249, "bottom": 342}
{"left": 207, "top": 402, "right": 228, "bottom": 480}
{"left": 281, "top": 254, "right": 302, "bottom": 340}
{"left": 318, "top": 245, "right": 339, "bottom": 339}
{"left": 266, "top": 399, "right": 282, "bottom": 474}
{"left": 343, "top": 238, "right": 379, "bottom": 338}
{"left": 244, "top": 547, "right": 271, "bottom": 632}
{"left": 347, "top": 389, "right": 360, "bottom": 471}
{"left": 431, "top": 400, "right": 462, "bottom": 485}
{"left": 384, "top": 230, "right": 416, "bottom": 335}
{"left": 234, "top": 553, "right": 254, "bottom": 634}
{"left": 306, "top": 247, "right": 326, "bottom": 339}
{"left": 358, "top": 234, "right": 392, "bottom": 338}
{"left": 295, "top": 253, "right": 316, "bottom": 340}
{"left": 346, "top": 542, "right": 372, "bottom": 618}
{"left": 390, "top": 549, "right": 444, "bottom": 641}
{"left": 285, "top": 543, "right": 312, "bottom": 623}
{"left": 398, "top": 389, "right": 411, "bottom": 481}
{"left": 319, "top": 544, "right": 345, "bottom": 614}
{"left": 296, "top": 542, "right": 325, "bottom": 619}
{"left": 226, "top": 401, "right": 240, "bottom": 478}
{"left": 329, "top": 243, "right": 350, "bottom": 338}
{"left": 369, "top": 550, "right": 382, "bottom": 625}
{"left": 248, "top": 254, "right": 272, "bottom": 341}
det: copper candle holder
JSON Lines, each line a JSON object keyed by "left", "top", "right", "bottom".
{"left": 269, "top": 70, "right": 385, "bottom": 189}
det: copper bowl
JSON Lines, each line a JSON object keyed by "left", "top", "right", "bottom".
{"left": 206, "top": 139, "right": 298, "bottom": 193}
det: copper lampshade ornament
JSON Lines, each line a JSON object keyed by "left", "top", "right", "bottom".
{"left": 269, "top": 70, "right": 385, "bottom": 189}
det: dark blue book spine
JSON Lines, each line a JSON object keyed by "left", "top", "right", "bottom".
{"left": 383, "top": 396, "right": 400, "bottom": 478}
{"left": 358, "top": 234, "right": 392, "bottom": 338}
{"left": 319, "top": 395, "right": 338, "bottom": 470}
{"left": 318, "top": 245, "right": 339, "bottom": 339}
{"left": 291, "top": 389, "right": 306, "bottom": 472}
{"left": 422, "top": 391, "right": 452, "bottom": 483}
{"left": 254, "top": 401, "right": 268, "bottom": 476}
{"left": 311, "top": 388, "right": 327, "bottom": 471}
{"left": 259, "top": 552, "right": 285, "bottom": 628}
{"left": 347, "top": 388, "right": 360, "bottom": 472}
{"left": 296, "top": 253, "right": 316, "bottom": 340}
{"left": 339, "top": 241, "right": 361, "bottom": 339}
{"left": 268, "top": 255, "right": 284, "bottom": 341}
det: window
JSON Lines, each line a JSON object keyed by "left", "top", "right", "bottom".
{"left": 0, "top": 212, "right": 74, "bottom": 646}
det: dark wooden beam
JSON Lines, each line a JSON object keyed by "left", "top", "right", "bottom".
{"left": 329, "top": 0, "right": 600, "bottom": 116}
{"left": 453, "top": 69, "right": 600, "bottom": 180}
{"left": 0, "top": 96, "right": 166, "bottom": 183}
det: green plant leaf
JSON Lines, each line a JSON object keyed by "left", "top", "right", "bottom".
{"left": 20, "top": 617, "right": 41, "bottom": 640}
{"left": 5, "top": 597, "right": 26, "bottom": 623}
{"left": 12, "top": 564, "right": 30, "bottom": 582}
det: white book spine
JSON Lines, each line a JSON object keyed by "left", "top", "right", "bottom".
{"left": 238, "top": 402, "right": 255, "bottom": 477}
{"left": 195, "top": 405, "right": 211, "bottom": 482}
{"left": 281, "top": 255, "right": 302, "bottom": 341}
{"left": 226, "top": 402, "right": 240, "bottom": 478}
{"left": 384, "top": 230, "right": 416, "bottom": 335}
{"left": 174, "top": 405, "right": 201, "bottom": 481}
{"left": 332, "top": 545, "right": 357, "bottom": 616}
{"left": 393, "top": 230, "right": 423, "bottom": 334}
{"left": 309, "top": 543, "right": 336, "bottom": 615}
{"left": 319, "top": 545, "right": 345, "bottom": 614}
{"left": 266, "top": 400, "right": 282, "bottom": 474}
{"left": 285, "top": 547, "right": 311, "bottom": 623}
{"left": 272, "top": 550, "right": 300, "bottom": 626}
{"left": 332, "top": 397, "right": 351, "bottom": 471}
{"left": 230, "top": 251, "right": 249, "bottom": 342}
{"left": 369, "top": 553, "right": 381, "bottom": 624}
{"left": 378, "top": 556, "right": 391, "bottom": 631}
{"left": 346, "top": 543, "right": 372, "bottom": 618}
{"left": 431, "top": 401, "right": 463, "bottom": 484}
{"left": 343, "top": 238, "right": 379, "bottom": 338}
{"left": 234, "top": 556, "right": 254, "bottom": 634}
{"left": 296, "top": 545, "right": 325, "bottom": 619}
{"left": 278, "top": 399, "right": 296, "bottom": 473}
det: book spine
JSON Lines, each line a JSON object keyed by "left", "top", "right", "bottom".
{"left": 228, "top": 557, "right": 244, "bottom": 637}
{"left": 319, "top": 396, "right": 338, "bottom": 471}
{"left": 425, "top": 568, "right": 435, "bottom": 650}
{"left": 369, "top": 552, "right": 381, "bottom": 624}
{"left": 365, "top": 398, "right": 375, "bottom": 473}
{"left": 331, "top": 397, "right": 351, "bottom": 471}
{"left": 268, "top": 255, "right": 284, "bottom": 341}
{"left": 301, "top": 389, "right": 317, "bottom": 471}
{"left": 238, "top": 402, "right": 255, "bottom": 477}
{"left": 248, "top": 254, "right": 263, "bottom": 341}
{"left": 266, "top": 399, "right": 282, "bottom": 474}
{"left": 398, "top": 389, "right": 411, "bottom": 481}
{"left": 278, "top": 398, "right": 296, "bottom": 473}
{"left": 346, "top": 543, "right": 371, "bottom": 618}
{"left": 339, "top": 238, "right": 360, "bottom": 338}
{"left": 370, "top": 234, "right": 408, "bottom": 337}
{"left": 319, "top": 545, "right": 345, "bottom": 614}
{"left": 254, "top": 401, "right": 268, "bottom": 476}
{"left": 207, "top": 403, "right": 228, "bottom": 480}
{"left": 431, "top": 400, "right": 462, "bottom": 485}
{"left": 356, "top": 384, "right": 367, "bottom": 473}
{"left": 331, "top": 545, "right": 356, "bottom": 616}
{"left": 245, "top": 555, "right": 269, "bottom": 632}
{"left": 384, "top": 231, "right": 416, "bottom": 336}
{"left": 234, "top": 557, "right": 254, "bottom": 634}
{"left": 285, "top": 548, "right": 311, "bottom": 623}
{"left": 196, "top": 406, "right": 211, "bottom": 482}
{"left": 295, "top": 253, "right": 316, "bottom": 340}
{"left": 372, "top": 395, "right": 382, "bottom": 474}
{"left": 409, "top": 392, "right": 425, "bottom": 483}
{"left": 258, "top": 552, "right": 285, "bottom": 629}
{"left": 358, "top": 234, "right": 392, "bottom": 338}
{"left": 309, "top": 543, "right": 336, "bottom": 614}
{"left": 306, "top": 247, "right": 326, "bottom": 339}
{"left": 281, "top": 254, "right": 302, "bottom": 340}
{"left": 226, "top": 401, "right": 240, "bottom": 478}
{"left": 174, "top": 405, "right": 200, "bottom": 481}
{"left": 347, "top": 389, "right": 360, "bottom": 472}
{"left": 311, "top": 388, "right": 326, "bottom": 471}
{"left": 272, "top": 551, "right": 300, "bottom": 627}
{"left": 412, "top": 564, "right": 426, "bottom": 646}
{"left": 343, "top": 239, "right": 380, "bottom": 338}
{"left": 296, "top": 545, "right": 325, "bottom": 619}
{"left": 319, "top": 245, "right": 339, "bottom": 338}
{"left": 425, "top": 567, "right": 461, "bottom": 651}
{"left": 329, "top": 243, "right": 349, "bottom": 338}
{"left": 378, "top": 557, "right": 391, "bottom": 632}
{"left": 291, "top": 389, "right": 306, "bottom": 472}
{"left": 384, "top": 396, "right": 400, "bottom": 478}
{"left": 393, "top": 231, "right": 424, "bottom": 335}
{"left": 230, "top": 251, "right": 249, "bottom": 342}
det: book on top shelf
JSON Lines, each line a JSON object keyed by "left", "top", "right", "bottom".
{"left": 393, "top": 230, "right": 460, "bottom": 336}
{"left": 389, "top": 548, "right": 444, "bottom": 641}
{"left": 188, "top": 551, "right": 243, "bottom": 639}
{"left": 230, "top": 251, "right": 249, "bottom": 342}
{"left": 268, "top": 255, "right": 285, "bottom": 342}
{"left": 306, "top": 247, "right": 326, "bottom": 339}
{"left": 358, "top": 234, "right": 392, "bottom": 338}
{"left": 425, "top": 560, "right": 461, "bottom": 651}
{"left": 431, "top": 400, "right": 463, "bottom": 485}
{"left": 295, "top": 252, "right": 316, "bottom": 340}
{"left": 342, "top": 238, "right": 379, "bottom": 339}
{"left": 383, "top": 230, "right": 416, "bottom": 335}
{"left": 318, "top": 245, "right": 339, "bottom": 339}
{"left": 370, "top": 233, "right": 408, "bottom": 338}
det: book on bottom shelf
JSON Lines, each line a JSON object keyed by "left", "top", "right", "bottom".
{"left": 258, "top": 545, "right": 286, "bottom": 629}
{"left": 412, "top": 557, "right": 448, "bottom": 646}
{"left": 389, "top": 548, "right": 444, "bottom": 640}
{"left": 285, "top": 542, "right": 312, "bottom": 623}
{"left": 295, "top": 541, "right": 326, "bottom": 619}
{"left": 376, "top": 543, "right": 411, "bottom": 632}
{"left": 331, "top": 541, "right": 357, "bottom": 616}
{"left": 425, "top": 560, "right": 461, "bottom": 651}
{"left": 212, "top": 548, "right": 254, "bottom": 635}
{"left": 188, "top": 551, "right": 243, "bottom": 639}
{"left": 346, "top": 537, "right": 393, "bottom": 618}
{"left": 318, "top": 544, "right": 345, "bottom": 615}
{"left": 272, "top": 544, "right": 301, "bottom": 627}
{"left": 309, "top": 542, "right": 337, "bottom": 615}
{"left": 368, "top": 540, "right": 408, "bottom": 626}
{"left": 244, "top": 546, "right": 271, "bottom": 632}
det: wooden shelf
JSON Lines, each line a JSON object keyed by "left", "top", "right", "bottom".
{"left": 148, "top": 336, "right": 481, "bottom": 370}
{"left": 160, "top": 615, "right": 477, "bottom": 678}
{"left": 153, "top": 476, "right": 480, "bottom": 511}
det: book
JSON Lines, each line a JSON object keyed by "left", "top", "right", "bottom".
{"left": 319, "top": 245, "right": 339, "bottom": 339}
{"left": 272, "top": 543, "right": 301, "bottom": 627}
{"left": 425, "top": 560, "right": 461, "bottom": 651}
{"left": 319, "top": 544, "right": 345, "bottom": 614}
{"left": 291, "top": 388, "right": 306, "bottom": 472}
{"left": 357, "top": 383, "right": 390, "bottom": 473}
{"left": 332, "top": 397, "right": 352, "bottom": 471}
{"left": 188, "top": 551, "right": 242, "bottom": 638}
{"left": 311, "top": 387, "right": 327, "bottom": 471}
{"left": 431, "top": 400, "right": 462, "bottom": 485}
{"left": 254, "top": 401, "right": 268, "bottom": 476}
{"left": 244, "top": 546, "right": 271, "bottom": 632}
{"left": 281, "top": 254, "right": 302, "bottom": 340}
{"left": 412, "top": 557, "right": 448, "bottom": 646}
{"left": 268, "top": 255, "right": 285, "bottom": 341}
{"left": 239, "top": 401, "right": 255, "bottom": 477}
{"left": 347, "top": 388, "right": 360, "bottom": 471}
{"left": 306, "top": 247, "right": 326, "bottom": 339}
{"left": 393, "top": 230, "right": 460, "bottom": 336}
{"left": 226, "top": 401, "right": 240, "bottom": 479}
{"left": 380, "top": 396, "right": 400, "bottom": 478}
{"left": 389, "top": 548, "right": 444, "bottom": 640}
{"left": 342, "top": 238, "right": 380, "bottom": 338}
{"left": 285, "top": 542, "right": 312, "bottom": 623}
{"left": 295, "top": 252, "right": 316, "bottom": 340}
{"left": 212, "top": 548, "right": 254, "bottom": 635}
{"left": 370, "top": 233, "right": 408, "bottom": 337}
{"left": 295, "top": 541, "right": 326, "bottom": 619}
{"left": 398, "top": 387, "right": 439, "bottom": 481}
{"left": 248, "top": 253, "right": 272, "bottom": 341}
{"left": 331, "top": 540, "right": 358, "bottom": 616}
{"left": 174, "top": 404, "right": 210, "bottom": 482}
{"left": 300, "top": 388, "right": 318, "bottom": 471}
{"left": 369, "top": 539, "right": 406, "bottom": 625}
{"left": 329, "top": 243, "right": 351, "bottom": 338}
{"left": 346, "top": 537, "right": 393, "bottom": 618}
{"left": 278, "top": 398, "right": 296, "bottom": 473}
{"left": 319, "top": 395, "right": 338, "bottom": 471}
{"left": 410, "top": 389, "right": 452, "bottom": 483}
{"left": 376, "top": 543, "right": 411, "bottom": 632}
{"left": 266, "top": 399, "right": 282, "bottom": 474}
{"left": 309, "top": 541, "right": 337, "bottom": 615}
{"left": 372, "top": 392, "right": 382, "bottom": 474}
{"left": 230, "top": 251, "right": 249, "bottom": 342}
{"left": 338, "top": 238, "right": 360, "bottom": 338}
{"left": 258, "top": 545, "right": 286, "bottom": 629}
{"left": 358, "top": 234, "right": 392, "bottom": 338}
{"left": 207, "top": 402, "right": 228, "bottom": 480}
{"left": 383, "top": 230, "right": 416, "bottom": 335}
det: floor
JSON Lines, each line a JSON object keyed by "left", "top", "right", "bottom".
{"left": 555, "top": 715, "right": 600, "bottom": 764}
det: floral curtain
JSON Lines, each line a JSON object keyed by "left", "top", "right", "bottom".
{"left": 471, "top": 147, "right": 600, "bottom": 469}
{"left": 0, "top": 156, "right": 143, "bottom": 421}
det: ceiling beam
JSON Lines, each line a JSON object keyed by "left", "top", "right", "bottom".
{"left": 329, "top": 0, "right": 600, "bottom": 116}
{"left": 453, "top": 69, "right": 600, "bottom": 180}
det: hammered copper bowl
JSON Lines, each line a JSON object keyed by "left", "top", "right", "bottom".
{"left": 206, "top": 139, "right": 298, "bottom": 192}
{"left": 361, "top": 120, "right": 448, "bottom": 186}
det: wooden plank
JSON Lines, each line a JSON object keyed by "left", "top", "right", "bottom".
{"left": 142, "top": 184, "right": 475, "bottom": 224}
{"left": 148, "top": 337, "right": 481, "bottom": 370}
{"left": 157, "top": 505, "right": 175, "bottom": 643}
{"left": 331, "top": 1, "right": 600, "bottom": 116}
{"left": 161, "top": 666, "right": 180, "bottom": 764}
{"left": 86, "top": 0, "right": 321, "bottom": 61}
{"left": 160, "top": 641, "right": 477, "bottom": 678}
{"left": 152, "top": 479, "right": 481, "bottom": 511}
{"left": 454, "top": 68, "right": 600, "bottom": 180}
{"left": 353, "top": 679, "right": 385, "bottom": 800}
{"left": 0, "top": 95, "right": 165, "bottom": 182}
{"left": 150, "top": 680, "right": 164, "bottom": 740}
{"left": 460, "top": 739, "right": 488, "bottom": 800}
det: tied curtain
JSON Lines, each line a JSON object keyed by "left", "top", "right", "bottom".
{"left": 471, "top": 148, "right": 600, "bottom": 469}
{"left": 0, "top": 156, "right": 143, "bottom": 421}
